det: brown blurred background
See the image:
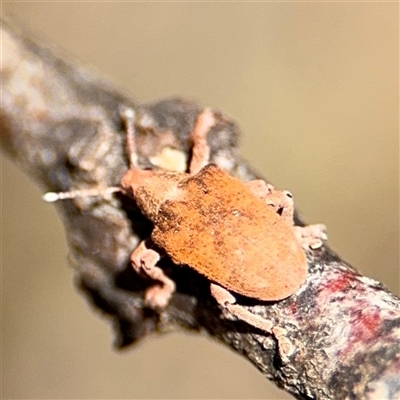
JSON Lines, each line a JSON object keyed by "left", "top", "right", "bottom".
{"left": 2, "top": 3, "right": 398, "bottom": 399}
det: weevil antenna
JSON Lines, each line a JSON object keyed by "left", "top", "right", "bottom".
{"left": 43, "top": 107, "right": 138, "bottom": 203}
{"left": 43, "top": 186, "right": 121, "bottom": 202}
{"left": 120, "top": 107, "right": 138, "bottom": 169}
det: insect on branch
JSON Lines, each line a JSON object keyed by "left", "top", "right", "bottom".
{"left": 1, "top": 18, "right": 400, "bottom": 400}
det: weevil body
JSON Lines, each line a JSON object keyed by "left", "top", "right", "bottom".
{"left": 44, "top": 107, "right": 326, "bottom": 361}
{"left": 132, "top": 163, "right": 307, "bottom": 301}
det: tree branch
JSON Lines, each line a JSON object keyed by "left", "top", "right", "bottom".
{"left": 2, "top": 19, "right": 399, "bottom": 400}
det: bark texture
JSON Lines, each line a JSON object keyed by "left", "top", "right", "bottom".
{"left": 2, "top": 19, "right": 399, "bottom": 400}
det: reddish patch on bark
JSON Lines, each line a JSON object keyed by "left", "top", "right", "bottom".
{"left": 339, "top": 306, "right": 383, "bottom": 358}
{"left": 351, "top": 308, "right": 382, "bottom": 343}
{"left": 320, "top": 272, "right": 354, "bottom": 294}
{"left": 289, "top": 303, "right": 298, "bottom": 314}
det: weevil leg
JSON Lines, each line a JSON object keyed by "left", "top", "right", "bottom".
{"left": 271, "top": 326, "right": 295, "bottom": 364}
{"left": 189, "top": 109, "right": 216, "bottom": 175}
{"left": 246, "top": 180, "right": 327, "bottom": 250}
{"left": 210, "top": 283, "right": 294, "bottom": 363}
{"left": 210, "top": 283, "right": 273, "bottom": 332}
{"left": 265, "top": 189, "right": 295, "bottom": 226}
{"left": 120, "top": 107, "right": 139, "bottom": 169}
{"left": 246, "top": 180, "right": 274, "bottom": 200}
{"left": 246, "top": 181, "right": 295, "bottom": 226}
{"left": 294, "top": 224, "right": 327, "bottom": 250}
{"left": 131, "top": 239, "right": 176, "bottom": 309}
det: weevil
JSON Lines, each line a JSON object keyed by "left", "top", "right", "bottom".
{"left": 44, "top": 107, "right": 326, "bottom": 360}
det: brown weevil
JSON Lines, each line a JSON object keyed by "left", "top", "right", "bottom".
{"left": 44, "top": 107, "right": 326, "bottom": 361}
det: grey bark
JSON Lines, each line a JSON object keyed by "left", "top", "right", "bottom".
{"left": 2, "top": 19, "right": 399, "bottom": 400}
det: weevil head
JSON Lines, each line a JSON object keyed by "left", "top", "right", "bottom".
{"left": 121, "top": 168, "right": 186, "bottom": 221}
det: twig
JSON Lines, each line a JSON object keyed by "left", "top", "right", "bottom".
{"left": 2, "top": 18, "right": 399, "bottom": 400}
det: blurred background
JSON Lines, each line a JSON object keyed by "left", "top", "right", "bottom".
{"left": 2, "top": 3, "right": 398, "bottom": 399}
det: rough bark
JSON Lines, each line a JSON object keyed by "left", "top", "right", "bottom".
{"left": 2, "top": 19, "right": 399, "bottom": 400}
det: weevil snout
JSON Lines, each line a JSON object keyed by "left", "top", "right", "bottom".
{"left": 121, "top": 168, "right": 153, "bottom": 197}
{"left": 121, "top": 167, "right": 186, "bottom": 220}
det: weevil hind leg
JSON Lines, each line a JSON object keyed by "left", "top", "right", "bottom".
{"left": 189, "top": 109, "right": 216, "bottom": 175}
{"left": 245, "top": 180, "right": 274, "bottom": 200}
{"left": 294, "top": 224, "right": 327, "bottom": 250}
{"left": 210, "top": 283, "right": 274, "bottom": 332}
{"left": 246, "top": 180, "right": 295, "bottom": 226}
{"left": 131, "top": 239, "right": 176, "bottom": 309}
{"left": 271, "top": 327, "right": 295, "bottom": 364}
{"left": 246, "top": 180, "right": 327, "bottom": 249}
{"left": 210, "top": 283, "right": 294, "bottom": 363}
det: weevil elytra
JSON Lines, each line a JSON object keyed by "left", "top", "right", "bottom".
{"left": 44, "top": 107, "right": 326, "bottom": 360}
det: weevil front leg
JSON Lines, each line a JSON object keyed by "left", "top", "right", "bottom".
{"left": 189, "top": 109, "right": 216, "bottom": 175}
{"left": 131, "top": 239, "right": 176, "bottom": 309}
{"left": 210, "top": 283, "right": 294, "bottom": 363}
